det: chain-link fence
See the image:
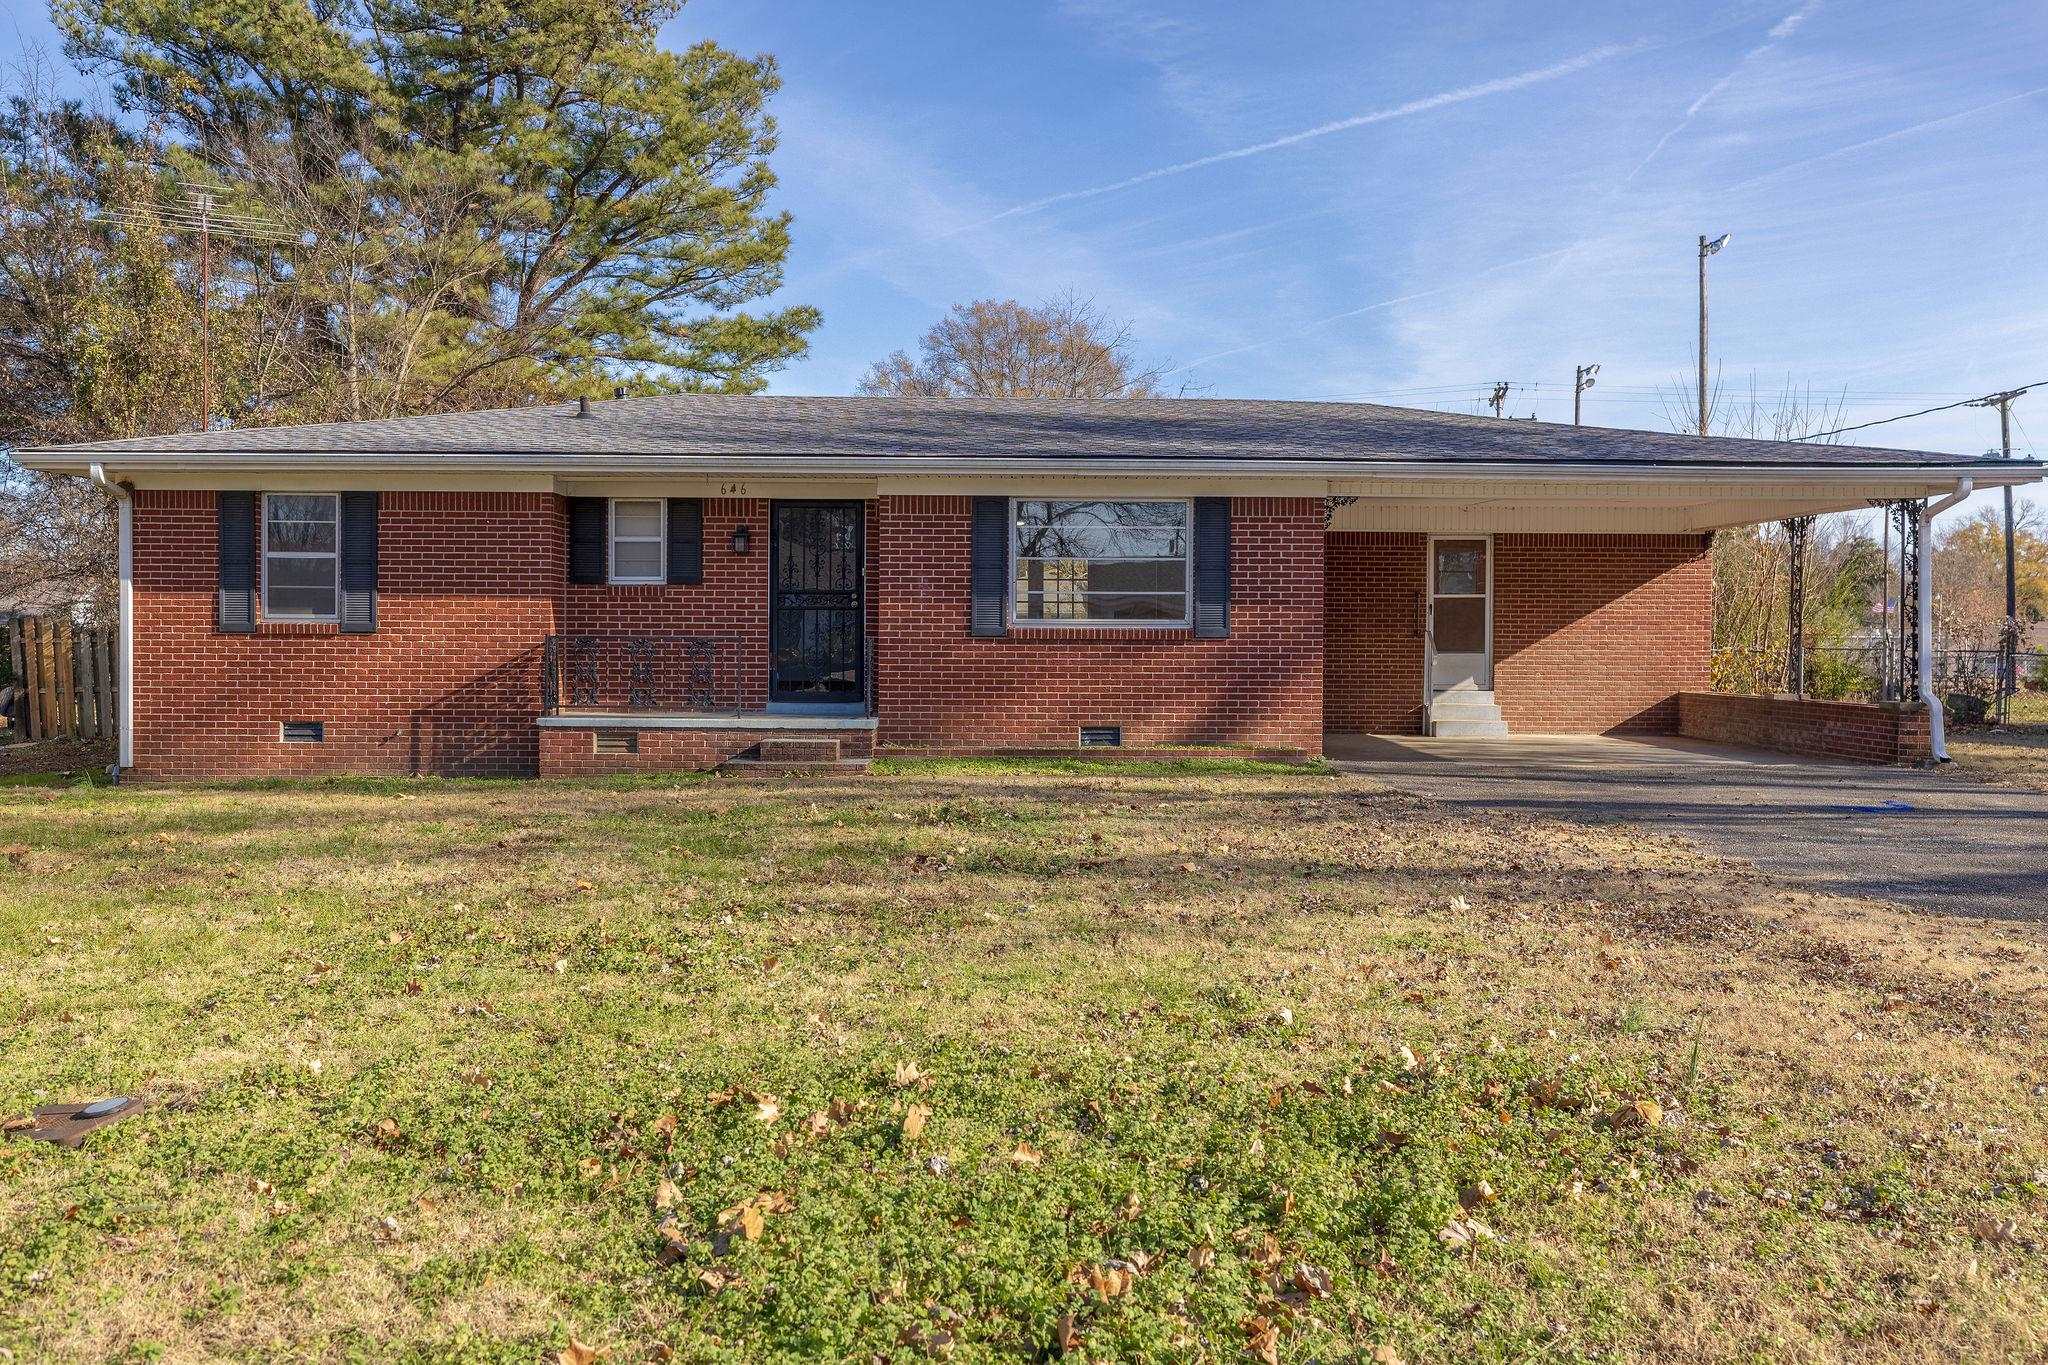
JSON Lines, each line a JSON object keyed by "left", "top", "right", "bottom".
{"left": 1713, "top": 644, "right": 2048, "bottom": 724}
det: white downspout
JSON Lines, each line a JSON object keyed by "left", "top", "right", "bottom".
{"left": 88, "top": 464, "right": 134, "bottom": 778}
{"left": 1918, "top": 476, "right": 1973, "bottom": 762}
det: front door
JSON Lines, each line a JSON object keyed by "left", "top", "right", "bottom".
{"left": 770, "top": 501, "right": 865, "bottom": 705}
{"left": 1427, "top": 535, "right": 1492, "bottom": 694}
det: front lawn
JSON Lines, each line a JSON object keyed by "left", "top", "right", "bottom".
{"left": 2, "top": 764, "right": 2044, "bottom": 1361}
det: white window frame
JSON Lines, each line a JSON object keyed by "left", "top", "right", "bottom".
{"left": 1008, "top": 497, "right": 1192, "bottom": 629}
{"left": 608, "top": 497, "right": 667, "bottom": 585}
{"left": 261, "top": 492, "right": 341, "bottom": 623}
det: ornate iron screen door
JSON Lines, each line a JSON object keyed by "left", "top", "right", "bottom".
{"left": 770, "top": 501, "right": 865, "bottom": 704}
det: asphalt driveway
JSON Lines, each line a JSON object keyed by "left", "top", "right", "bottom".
{"left": 1327, "top": 733, "right": 2048, "bottom": 922}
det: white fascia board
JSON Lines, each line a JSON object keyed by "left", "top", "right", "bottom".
{"left": 13, "top": 448, "right": 2041, "bottom": 487}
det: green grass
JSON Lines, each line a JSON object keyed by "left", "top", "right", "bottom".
{"left": 2, "top": 768, "right": 2045, "bottom": 1362}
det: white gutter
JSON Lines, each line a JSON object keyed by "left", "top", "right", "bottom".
{"left": 1919, "top": 477, "right": 1974, "bottom": 762}
{"left": 87, "top": 464, "right": 134, "bottom": 778}
{"left": 12, "top": 449, "right": 2042, "bottom": 485}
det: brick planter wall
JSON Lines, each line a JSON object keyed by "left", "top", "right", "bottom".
{"left": 129, "top": 490, "right": 560, "bottom": 781}
{"left": 874, "top": 496, "right": 1325, "bottom": 754}
{"left": 1678, "top": 692, "right": 1933, "bottom": 765}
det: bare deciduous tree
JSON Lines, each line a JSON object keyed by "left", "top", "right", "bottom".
{"left": 857, "top": 294, "right": 1167, "bottom": 399}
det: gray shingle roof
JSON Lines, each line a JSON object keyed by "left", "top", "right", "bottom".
{"left": 21, "top": 393, "right": 2022, "bottom": 467}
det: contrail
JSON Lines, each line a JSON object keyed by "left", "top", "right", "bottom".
{"left": 1161, "top": 240, "right": 1598, "bottom": 377}
{"left": 1723, "top": 84, "right": 2048, "bottom": 192}
{"left": 1627, "top": 0, "right": 1820, "bottom": 181}
{"left": 948, "top": 40, "right": 1648, "bottom": 235}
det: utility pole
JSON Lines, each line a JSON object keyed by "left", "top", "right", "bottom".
{"left": 1697, "top": 233, "right": 1729, "bottom": 435}
{"left": 1574, "top": 364, "right": 1599, "bottom": 426}
{"left": 1969, "top": 388, "right": 2025, "bottom": 720}
{"left": 195, "top": 190, "right": 213, "bottom": 432}
{"left": 1488, "top": 381, "right": 1510, "bottom": 420}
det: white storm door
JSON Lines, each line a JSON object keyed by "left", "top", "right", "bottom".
{"left": 1428, "top": 536, "right": 1492, "bottom": 693}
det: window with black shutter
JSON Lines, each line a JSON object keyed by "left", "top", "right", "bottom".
{"left": 567, "top": 497, "right": 607, "bottom": 584}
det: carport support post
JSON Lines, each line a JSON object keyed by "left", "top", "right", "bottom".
{"left": 1918, "top": 479, "right": 1975, "bottom": 762}
{"left": 1781, "top": 516, "right": 1813, "bottom": 697}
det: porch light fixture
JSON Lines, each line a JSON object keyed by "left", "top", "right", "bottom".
{"left": 730, "top": 524, "right": 751, "bottom": 554}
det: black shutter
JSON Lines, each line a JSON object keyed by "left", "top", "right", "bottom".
{"left": 666, "top": 498, "right": 703, "bottom": 585}
{"left": 1192, "top": 497, "right": 1231, "bottom": 638}
{"left": 217, "top": 491, "right": 255, "bottom": 633}
{"left": 969, "top": 496, "right": 1008, "bottom": 637}
{"left": 339, "top": 492, "right": 379, "bottom": 632}
{"left": 568, "top": 497, "right": 607, "bottom": 584}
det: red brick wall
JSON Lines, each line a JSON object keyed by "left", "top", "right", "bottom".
{"left": 561, "top": 497, "right": 772, "bottom": 711}
{"left": 873, "top": 496, "right": 1325, "bottom": 754}
{"left": 1323, "top": 531, "right": 1710, "bottom": 736}
{"left": 1678, "top": 693, "right": 1932, "bottom": 765}
{"left": 1324, "top": 532, "right": 1427, "bottom": 734}
{"left": 537, "top": 723, "right": 875, "bottom": 776}
{"left": 1494, "top": 533, "right": 1711, "bottom": 734}
{"left": 130, "top": 490, "right": 560, "bottom": 780}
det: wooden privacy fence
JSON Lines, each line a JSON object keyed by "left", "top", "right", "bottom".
{"left": 3, "top": 616, "right": 118, "bottom": 743}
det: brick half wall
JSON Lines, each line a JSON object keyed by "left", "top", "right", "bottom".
{"left": 129, "top": 490, "right": 560, "bottom": 780}
{"left": 874, "top": 496, "right": 1325, "bottom": 754}
{"left": 1679, "top": 693, "right": 1933, "bottom": 765}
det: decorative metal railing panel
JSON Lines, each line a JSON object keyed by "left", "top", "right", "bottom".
{"left": 539, "top": 635, "right": 746, "bottom": 715}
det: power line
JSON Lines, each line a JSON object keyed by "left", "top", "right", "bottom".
{"left": 1792, "top": 382, "right": 2048, "bottom": 442}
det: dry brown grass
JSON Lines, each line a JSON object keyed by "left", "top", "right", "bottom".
{"left": 1947, "top": 725, "right": 2048, "bottom": 792}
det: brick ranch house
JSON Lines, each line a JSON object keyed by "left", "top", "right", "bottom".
{"left": 16, "top": 396, "right": 2039, "bottom": 780}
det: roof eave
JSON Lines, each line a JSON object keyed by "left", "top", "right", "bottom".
{"left": 11, "top": 448, "right": 2039, "bottom": 485}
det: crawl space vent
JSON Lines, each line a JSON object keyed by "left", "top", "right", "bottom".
{"left": 593, "top": 731, "right": 639, "bottom": 755}
{"left": 1078, "top": 726, "right": 1122, "bottom": 749}
{"left": 280, "top": 721, "right": 325, "bottom": 744}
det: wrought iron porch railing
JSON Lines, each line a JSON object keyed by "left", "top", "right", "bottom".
{"left": 540, "top": 635, "right": 746, "bottom": 715}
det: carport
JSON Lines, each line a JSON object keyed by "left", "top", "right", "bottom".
{"left": 1328, "top": 733, "right": 2048, "bottom": 922}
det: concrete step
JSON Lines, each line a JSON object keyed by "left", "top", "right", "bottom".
{"left": 1429, "top": 700, "right": 1503, "bottom": 721}
{"left": 1429, "top": 689, "right": 1506, "bottom": 738}
{"left": 757, "top": 737, "right": 842, "bottom": 763}
{"left": 1430, "top": 717, "right": 1510, "bottom": 738}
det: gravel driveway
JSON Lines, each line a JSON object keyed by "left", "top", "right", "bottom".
{"left": 1328, "top": 733, "right": 2048, "bottom": 922}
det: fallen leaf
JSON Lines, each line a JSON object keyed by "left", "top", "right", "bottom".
{"left": 1292, "top": 1261, "right": 1334, "bottom": 1299}
{"left": 893, "top": 1060, "right": 927, "bottom": 1088}
{"left": 902, "top": 1103, "right": 931, "bottom": 1141}
{"left": 1087, "top": 1264, "right": 1131, "bottom": 1298}
{"left": 371, "top": 1118, "right": 402, "bottom": 1147}
{"left": 754, "top": 1095, "right": 781, "bottom": 1124}
{"left": 1371, "top": 1346, "right": 1406, "bottom": 1365}
{"left": 1055, "top": 1314, "right": 1084, "bottom": 1354}
{"left": 1615, "top": 1098, "right": 1663, "bottom": 1130}
{"left": 654, "top": 1179, "right": 681, "bottom": 1210}
{"left": 1189, "top": 1240, "right": 1216, "bottom": 1272}
{"left": 557, "top": 1337, "right": 603, "bottom": 1365}
{"left": 1009, "top": 1141, "right": 1043, "bottom": 1166}
{"left": 1242, "top": 1314, "right": 1280, "bottom": 1365}
{"left": 1459, "top": 1179, "right": 1496, "bottom": 1211}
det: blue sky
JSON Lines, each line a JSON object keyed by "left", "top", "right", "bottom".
{"left": 9, "top": 1, "right": 2045, "bottom": 512}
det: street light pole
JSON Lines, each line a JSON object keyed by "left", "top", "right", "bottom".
{"left": 1697, "top": 233, "right": 1729, "bottom": 436}
{"left": 1574, "top": 363, "right": 1599, "bottom": 426}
